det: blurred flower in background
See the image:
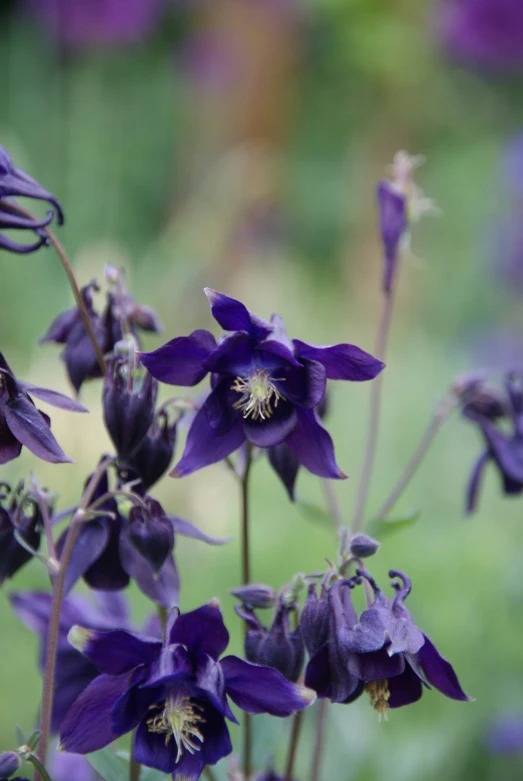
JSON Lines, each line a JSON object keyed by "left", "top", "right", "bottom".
{"left": 486, "top": 713, "right": 523, "bottom": 755}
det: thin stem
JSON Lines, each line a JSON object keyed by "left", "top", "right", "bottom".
{"left": 243, "top": 713, "right": 252, "bottom": 781}
{"left": 240, "top": 446, "right": 253, "bottom": 780}
{"left": 284, "top": 711, "right": 304, "bottom": 781}
{"left": 374, "top": 412, "right": 447, "bottom": 520}
{"left": 310, "top": 699, "right": 328, "bottom": 781}
{"left": 36, "top": 495, "right": 57, "bottom": 564}
{"left": 36, "top": 458, "right": 112, "bottom": 780}
{"left": 129, "top": 730, "right": 141, "bottom": 781}
{"left": 8, "top": 203, "right": 106, "bottom": 376}
{"left": 204, "top": 768, "right": 216, "bottom": 781}
{"left": 350, "top": 293, "right": 394, "bottom": 534}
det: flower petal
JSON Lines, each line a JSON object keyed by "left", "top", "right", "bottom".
{"left": 19, "top": 383, "right": 88, "bottom": 412}
{"left": 479, "top": 419, "right": 523, "bottom": 483}
{"left": 5, "top": 400, "right": 72, "bottom": 463}
{"left": 273, "top": 359, "right": 326, "bottom": 410}
{"left": 293, "top": 340, "right": 385, "bottom": 381}
{"left": 387, "top": 665, "right": 424, "bottom": 708}
{"left": 304, "top": 644, "right": 332, "bottom": 699}
{"left": 267, "top": 443, "right": 300, "bottom": 501}
{"left": 172, "top": 400, "right": 244, "bottom": 478}
{"left": 286, "top": 408, "right": 346, "bottom": 479}
{"left": 466, "top": 451, "right": 490, "bottom": 514}
{"left": 133, "top": 718, "right": 178, "bottom": 773}
{"left": 57, "top": 521, "right": 110, "bottom": 596}
{"left": 418, "top": 635, "right": 472, "bottom": 701}
{"left": 0, "top": 410, "right": 22, "bottom": 464}
{"left": 347, "top": 648, "right": 405, "bottom": 682}
{"left": 119, "top": 536, "right": 180, "bottom": 609}
{"left": 138, "top": 330, "right": 216, "bottom": 386}
{"left": 242, "top": 401, "right": 297, "bottom": 448}
{"left": 204, "top": 288, "right": 272, "bottom": 340}
{"left": 168, "top": 602, "right": 229, "bottom": 660}
{"left": 203, "top": 332, "right": 255, "bottom": 376}
{"left": 170, "top": 516, "right": 231, "bottom": 545}
{"left": 59, "top": 671, "right": 135, "bottom": 753}
{"left": 68, "top": 626, "right": 161, "bottom": 675}
{"left": 221, "top": 655, "right": 315, "bottom": 716}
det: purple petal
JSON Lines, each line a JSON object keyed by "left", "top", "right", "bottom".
{"left": 143, "top": 646, "right": 193, "bottom": 688}
{"left": 274, "top": 358, "right": 326, "bottom": 410}
{"left": 119, "top": 536, "right": 179, "bottom": 608}
{"left": 0, "top": 410, "right": 22, "bottom": 463}
{"left": 58, "top": 522, "right": 110, "bottom": 596}
{"left": 387, "top": 665, "right": 424, "bottom": 708}
{"left": 267, "top": 443, "right": 300, "bottom": 500}
{"left": 466, "top": 451, "right": 490, "bottom": 513}
{"left": 347, "top": 647, "right": 405, "bottom": 682}
{"left": 19, "top": 383, "right": 88, "bottom": 412}
{"left": 40, "top": 306, "right": 79, "bottom": 344}
{"left": 169, "top": 602, "right": 229, "bottom": 660}
{"left": 203, "top": 332, "right": 255, "bottom": 376}
{"left": 418, "top": 635, "right": 472, "bottom": 701}
{"left": 5, "top": 400, "right": 72, "bottom": 463}
{"left": 170, "top": 516, "right": 230, "bottom": 545}
{"left": 138, "top": 329, "right": 216, "bottom": 386}
{"left": 221, "top": 655, "right": 315, "bottom": 716}
{"left": 258, "top": 338, "right": 301, "bottom": 368}
{"left": 59, "top": 671, "right": 135, "bottom": 753}
{"left": 242, "top": 401, "right": 297, "bottom": 448}
{"left": 68, "top": 626, "right": 161, "bottom": 675}
{"left": 133, "top": 718, "right": 178, "bottom": 773}
{"left": 195, "top": 654, "right": 238, "bottom": 723}
{"left": 286, "top": 408, "right": 347, "bottom": 479}
{"left": 304, "top": 644, "right": 332, "bottom": 699}
{"left": 293, "top": 340, "right": 385, "bottom": 381}
{"left": 377, "top": 180, "right": 407, "bottom": 294}
{"left": 204, "top": 378, "right": 240, "bottom": 433}
{"left": 204, "top": 288, "right": 272, "bottom": 340}
{"left": 172, "top": 401, "right": 244, "bottom": 478}
{"left": 479, "top": 419, "right": 523, "bottom": 482}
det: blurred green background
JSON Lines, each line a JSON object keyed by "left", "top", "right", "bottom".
{"left": 1, "top": 0, "right": 523, "bottom": 779}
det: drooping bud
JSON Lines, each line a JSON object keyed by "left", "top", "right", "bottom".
{"left": 124, "top": 411, "right": 177, "bottom": 493}
{"left": 0, "top": 750, "right": 21, "bottom": 777}
{"left": 126, "top": 497, "right": 174, "bottom": 574}
{"left": 230, "top": 583, "right": 277, "bottom": 610}
{"left": 299, "top": 583, "right": 329, "bottom": 657}
{"left": 236, "top": 597, "right": 305, "bottom": 682}
{"left": 103, "top": 356, "right": 157, "bottom": 462}
{"left": 349, "top": 533, "right": 380, "bottom": 559}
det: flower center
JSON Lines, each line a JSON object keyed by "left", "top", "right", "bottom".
{"left": 146, "top": 694, "right": 205, "bottom": 762}
{"left": 364, "top": 679, "right": 390, "bottom": 720}
{"left": 231, "top": 369, "right": 285, "bottom": 421}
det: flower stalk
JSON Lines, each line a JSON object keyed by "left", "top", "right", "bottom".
{"left": 284, "top": 710, "right": 304, "bottom": 781}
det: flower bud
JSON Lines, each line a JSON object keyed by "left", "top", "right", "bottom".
{"left": 0, "top": 751, "right": 21, "bottom": 777}
{"left": 299, "top": 583, "right": 329, "bottom": 657}
{"left": 230, "top": 583, "right": 277, "bottom": 609}
{"left": 0, "top": 486, "right": 42, "bottom": 586}
{"left": 349, "top": 533, "right": 380, "bottom": 559}
{"left": 126, "top": 498, "right": 174, "bottom": 574}
{"left": 124, "top": 411, "right": 177, "bottom": 493}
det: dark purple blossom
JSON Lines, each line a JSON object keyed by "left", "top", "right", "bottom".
{"left": 299, "top": 582, "right": 329, "bottom": 658}
{"left": 59, "top": 602, "right": 315, "bottom": 780}
{"left": 139, "top": 289, "right": 384, "bottom": 480}
{"left": 59, "top": 468, "right": 227, "bottom": 607}
{"left": 10, "top": 590, "right": 151, "bottom": 733}
{"left": 436, "top": 0, "right": 523, "bottom": 70}
{"left": 463, "top": 373, "right": 523, "bottom": 512}
{"left": 120, "top": 409, "right": 178, "bottom": 494}
{"left": 0, "top": 480, "right": 49, "bottom": 585}
{"left": 0, "top": 146, "right": 63, "bottom": 254}
{"left": 304, "top": 570, "right": 471, "bottom": 715}
{"left": 0, "top": 752, "right": 21, "bottom": 777}
{"left": 0, "top": 352, "right": 86, "bottom": 465}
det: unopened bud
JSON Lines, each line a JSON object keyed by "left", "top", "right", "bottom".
{"left": 349, "top": 533, "right": 380, "bottom": 559}
{"left": 0, "top": 751, "right": 21, "bottom": 777}
{"left": 299, "top": 583, "right": 329, "bottom": 657}
{"left": 230, "top": 584, "right": 276, "bottom": 609}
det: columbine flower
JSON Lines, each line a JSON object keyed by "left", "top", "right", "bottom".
{"left": 59, "top": 601, "right": 315, "bottom": 780}
{"left": 0, "top": 481, "right": 48, "bottom": 586}
{"left": 304, "top": 570, "right": 471, "bottom": 716}
{"left": 139, "top": 289, "right": 384, "bottom": 479}
{"left": 10, "top": 590, "right": 154, "bottom": 733}
{"left": 59, "top": 467, "right": 227, "bottom": 607}
{"left": 0, "top": 352, "right": 86, "bottom": 464}
{"left": 0, "top": 146, "right": 63, "bottom": 255}
{"left": 463, "top": 373, "right": 523, "bottom": 512}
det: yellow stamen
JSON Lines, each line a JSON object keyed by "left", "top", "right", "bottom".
{"left": 231, "top": 368, "right": 285, "bottom": 421}
{"left": 146, "top": 694, "right": 205, "bottom": 762}
{"left": 365, "top": 679, "right": 390, "bottom": 721}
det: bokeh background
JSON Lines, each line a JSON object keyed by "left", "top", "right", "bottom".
{"left": 1, "top": 0, "right": 523, "bottom": 779}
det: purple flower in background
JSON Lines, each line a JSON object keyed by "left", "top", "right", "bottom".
{"left": 486, "top": 713, "right": 523, "bottom": 755}
{"left": 437, "top": 0, "right": 523, "bottom": 70}
{"left": 377, "top": 181, "right": 407, "bottom": 294}
{"left": 50, "top": 746, "right": 102, "bottom": 781}
{"left": 0, "top": 146, "right": 63, "bottom": 254}
{"left": 139, "top": 289, "right": 384, "bottom": 480}
{"left": 0, "top": 352, "right": 86, "bottom": 464}
{"left": 25, "top": 0, "right": 168, "bottom": 51}
{"left": 10, "top": 590, "right": 154, "bottom": 733}
{"left": 60, "top": 602, "right": 315, "bottom": 780}
{"left": 305, "top": 570, "right": 470, "bottom": 715}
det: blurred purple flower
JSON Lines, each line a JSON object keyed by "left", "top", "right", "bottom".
{"left": 486, "top": 714, "right": 523, "bottom": 755}
{"left": 50, "top": 746, "right": 101, "bottom": 781}
{"left": 437, "top": 0, "right": 523, "bottom": 70}
{"left": 25, "top": 0, "right": 168, "bottom": 51}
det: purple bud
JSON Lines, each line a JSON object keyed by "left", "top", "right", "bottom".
{"left": 349, "top": 533, "right": 380, "bottom": 559}
{"left": 126, "top": 498, "right": 174, "bottom": 574}
{"left": 377, "top": 180, "right": 407, "bottom": 294}
{"left": 299, "top": 583, "right": 329, "bottom": 657}
{"left": 0, "top": 751, "right": 21, "bottom": 777}
{"left": 230, "top": 583, "right": 277, "bottom": 609}
{"left": 124, "top": 411, "right": 177, "bottom": 493}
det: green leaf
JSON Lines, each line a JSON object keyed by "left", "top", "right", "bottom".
{"left": 15, "top": 725, "right": 25, "bottom": 746}
{"left": 367, "top": 510, "right": 421, "bottom": 538}
{"left": 141, "top": 767, "right": 170, "bottom": 781}
{"left": 86, "top": 748, "right": 128, "bottom": 781}
{"left": 27, "top": 729, "right": 41, "bottom": 751}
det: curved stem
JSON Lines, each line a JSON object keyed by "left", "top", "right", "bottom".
{"left": 7, "top": 203, "right": 106, "bottom": 376}
{"left": 350, "top": 292, "right": 394, "bottom": 535}
{"left": 35, "top": 458, "right": 112, "bottom": 779}
{"left": 310, "top": 699, "right": 328, "bottom": 781}
{"left": 284, "top": 711, "right": 303, "bottom": 781}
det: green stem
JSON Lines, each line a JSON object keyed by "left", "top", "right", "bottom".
{"left": 284, "top": 711, "right": 303, "bottom": 781}
{"left": 310, "top": 699, "right": 328, "bottom": 781}
{"left": 129, "top": 730, "right": 141, "bottom": 781}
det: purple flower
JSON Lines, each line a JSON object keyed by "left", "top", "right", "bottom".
{"left": 0, "top": 352, "right": 86, "bottom": 465}
{"left": 10, "top": 590, "right": 150, "bottom": 733}
{"left": 486, "top": 714, "right": 523, "bottom": 755}
{"left": 59, "top": 467, "right": 227, "bottom": 607}
{"left": 377, "top": 181, "right": 407, "bottom": 294}
{"left": 0, "top": 147, "right": 63, "bottom": 255}
{"left": 0, "top": 480, "right": 48, "bottom": 585}
{"left": 25, "top": 0, "right": 168, "bottom": 51}
{"left": 463, "top": 373, "right": 523, "bottom": 512}
{"left": 139, "top": 289, "right": 384, "bottom": 480}
{"left": 59, "top": 602, "right": 315, "bottom": 780}
{"left": 436, "top": 0, "right": 523, "bottom": 70}
{"left": 50, "top": 746, "right": 101, "bottom": 781}
{"left": 304, "top": 570, "right": 471, "bottom": 715}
